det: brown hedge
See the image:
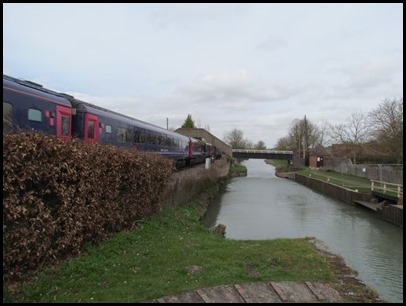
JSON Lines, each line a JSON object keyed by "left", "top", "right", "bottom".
{"left": 3, "top": 132, "right": 174, "bottom": 282}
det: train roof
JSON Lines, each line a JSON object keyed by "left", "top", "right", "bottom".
{"left": 3, "top": 74, "right": 71, "bottom": 107}
{"left": 68, "top": 97, "right": 190, "bottom": 140}
{"left": 3, "top": 74, "right": 192, "bottom": 141}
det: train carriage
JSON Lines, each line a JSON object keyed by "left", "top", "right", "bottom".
{"left": 3, "top": 74, "right": 72, "bottom": 141}
{"left": 66, "top": 97, "right": 192, "bottom": 165}
{"left": 3, "top": 73, "right": 212, "bottom": 169}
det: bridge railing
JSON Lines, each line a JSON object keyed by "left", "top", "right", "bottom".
{"left": 232, "top": 149, "right": 294, "bottom": 154}
{"left": 371, "top": 180, "right": 403, "bottom": 198}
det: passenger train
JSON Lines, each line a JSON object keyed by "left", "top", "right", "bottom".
{"left": 3, "top": 74, "right": 220, "bottom": 168}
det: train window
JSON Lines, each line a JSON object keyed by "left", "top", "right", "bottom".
{"left": 157, "top": 135, "right": 163, "bottom": 145}
{"left": 140, "top": 131, "right": 146, "bottom": 143}
{"left": 134, "top": 130, "right": 142, "bottom": 143}
{"left": 125, "top": 129, "right": 131, "bottom": 142}
{"left": 88, "top": 121, "right": 95, "bottom": 139}
{"left": 117, "top": 127, "right": 126, "bottom": 142}
{"left": 28, "top": 109, "right": 42, "bottom": 122}
{"left": 147, "top": 133, "right": 156, "bottom": 144}
{"left": 3, "top": 102, "right": 13, "bottom": 133}
{"left": 61, "top": 115, "right": 70, "bottom": 136}
{"left": 105, "top": 125, "right": 112, "bottom": 134}
{"left": 117, "top": 127, "right": 131, "bottom": 142}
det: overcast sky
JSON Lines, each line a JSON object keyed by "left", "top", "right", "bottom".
{"left": 3, "top": 3, "right": 403, "bottom": 148}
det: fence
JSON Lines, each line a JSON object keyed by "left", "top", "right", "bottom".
{"left": 322, "top": 157, "right": 403, "bottom": 185}
{"left": 371, "top": 180, "right": 403, "bottom": 199}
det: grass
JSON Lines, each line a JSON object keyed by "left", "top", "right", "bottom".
{"left": 266, "top": 160, "right": 374, "bottom": 194}
{"left": 265, "top": 161, "right": 401, "bottom": 199}
{"left": 297, "top": 168, "right": 373, "bottom": 193}
{"left": 6, "top": 183, "right": 333, "bottom": 303}
{"left": 229, "top": 163, "right": 247, "bottom": 176}
{"left": 265, "top": 159, "right": 303, "bottom": 172}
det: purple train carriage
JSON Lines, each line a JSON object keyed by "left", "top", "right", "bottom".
{"left": 3, "top": 74, "right": 214, "bottom": 168}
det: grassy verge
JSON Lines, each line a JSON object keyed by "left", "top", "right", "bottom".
{"left": 297, "top": 168, "right": 372, "bottom": 193}
{"left": 6, "top": 183, "right": 333, "bottom": 303}
{"left": 229, "top": 163, "right": 247, "bottom": 177}
{"left": 265, "top": 159, "right": 298, "bottom": 172}
{"left": 4, "top": 172, "right": 382, "bottom": 303}
{"left": 266, "top": 160, "right": 373, "bottom": 193}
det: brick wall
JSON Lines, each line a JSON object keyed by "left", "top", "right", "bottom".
{"left": 176, "top": 128, "right": 233, "bottom": 157}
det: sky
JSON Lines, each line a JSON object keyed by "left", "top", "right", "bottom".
{"left": 3, "top": 3, "right": 403, "bottom": 148}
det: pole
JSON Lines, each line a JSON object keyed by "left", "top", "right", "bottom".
{"left": 166, "top": 117, "right": 168, "bottom": 130}
{"left": 303, "top": 115, "right": 307, "bottom": 164}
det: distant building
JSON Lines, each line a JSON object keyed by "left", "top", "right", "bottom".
{"left": 309, "top": 144, "right": 328, "bottom": 168}
{"left": 175, "top": 128, "right": 232, "bottom": 157}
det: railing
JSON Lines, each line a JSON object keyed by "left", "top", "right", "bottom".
{"left": 232, "top": 149, "right": 294, "bottom": 154}
{"left": 371, "top": 180, "right": 403, "bottom": 198}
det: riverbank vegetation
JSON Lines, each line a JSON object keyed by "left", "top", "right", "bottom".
{"left": 228, "top": 163, "right": 247, "bottom": 177}
{"left": 3, "top": 181, "right": 343, "bottom": 303}
{"left": 297, "top": 168, "right": 372, "bottom": 192}
{"left": 4, "top": 170, "right": 381, "bottom": 303}
{"left": 265, "top": 159, "right": 295, "bottom": 172}
{"left": 267, "top": 159, "right": 372, "bottom": 193}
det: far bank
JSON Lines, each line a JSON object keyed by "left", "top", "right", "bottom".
{"left": 266, "top": 160, "right": 403, "bottom": 227}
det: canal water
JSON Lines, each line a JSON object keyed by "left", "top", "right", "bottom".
{"left": 203, "top": 159, "right": 403, "bottom": 303}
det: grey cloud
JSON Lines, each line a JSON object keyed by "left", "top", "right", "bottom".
{"left": 257, "top": 36, "right": 287, "bottom": 52}
{"left": 177, "top": 71, "right": 294, "bottom": 110}
{"left": 151, "top": 3, "right": 244, "bottom": 29}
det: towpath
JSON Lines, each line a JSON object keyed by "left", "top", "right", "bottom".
{"left": 150, "top": 281, "right": 344, "bottom": 303}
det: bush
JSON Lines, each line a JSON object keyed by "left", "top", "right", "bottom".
{"left": 3, "top": 132, "right": 174, "bottom": 282}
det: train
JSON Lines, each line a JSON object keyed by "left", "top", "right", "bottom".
{"left": 3, "top": 74, "right": 221, "bottom": 168}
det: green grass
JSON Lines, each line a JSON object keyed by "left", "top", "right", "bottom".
{"left": 229, "top": 163, "right": 247, "bottom": 176}
{"left": 267, "top": 162, "right": 401, "bottom": 198}
{"left": 265, "top": 159, "right": 294, "bottom": 172}
{"left": 297, "top": 168, "right": 373, "bottom": 193}
{"left": 8, "top": 185, "right": 332, "bottom": 303}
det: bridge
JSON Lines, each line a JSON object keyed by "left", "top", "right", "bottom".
{"left": 232, "top": 149, "right": 293, "bottom": 160}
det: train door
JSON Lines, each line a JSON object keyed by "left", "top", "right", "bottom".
{"left": 188, "top": 137, "right": 193, "bottom": 158}
{"left": 56, "top": 105, "right": 72, "bottom": 141}
{"left": 83, "top": 113, "right": 99, "bottom": 143}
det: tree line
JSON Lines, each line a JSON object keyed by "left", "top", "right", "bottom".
{"left": 180, "top": 98, "right": 403, "bottom": 164}
{"left": 274, "top": 98, "right": 403, "bottom": 164}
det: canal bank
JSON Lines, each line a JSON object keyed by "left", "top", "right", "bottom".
{"left": 156, "top": 168, "right": 383, "bottom": 303}
{"left": 204, "top": 159, "right": 402, "bottom": 303}
{"left": 4, "top": 161, "right": 384, "bottom": 303}
{"left": 276, "top": 170, "right": 403, "bottom": 227}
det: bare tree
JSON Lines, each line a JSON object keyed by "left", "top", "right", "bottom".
{"left": 328, "top": 112, "right": 370, "bottom": 164}
{"left": 286, "top": 116, "right": 322, "bottom": 157}
{"left": 275, "top": 136, "right": 291, "bottom": 150}
{"left": 254, "top": 140, "right": 267, "bottom": 150}
{"left": 317, "top": 120, "right": 332, "bottom": 147}
{"left": 288, "top": 118, "right": 302, "bottom": 155}
{"left": 368, "top": 98, "right": 403, "bottom": 164}
{"left": 223, "top": 128, "right": 246, "bottom": 149}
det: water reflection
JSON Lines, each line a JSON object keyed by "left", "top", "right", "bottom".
{"left": 203, "top": 159, "right": 403, "bottom": 303}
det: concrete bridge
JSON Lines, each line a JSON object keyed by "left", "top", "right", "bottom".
{"left": 232, "top": 149, "right": 293, "bottom": 160}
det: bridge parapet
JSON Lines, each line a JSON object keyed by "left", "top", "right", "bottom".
{"left": 232, "top": 149, "right": 293, "bottom": 160}
{"left": 233, "top": 149, "right": 294, "bottom": 154}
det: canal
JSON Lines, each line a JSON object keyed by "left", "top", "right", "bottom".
{"left": 203, "top": 159, "right": 403, "bottom": 303}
